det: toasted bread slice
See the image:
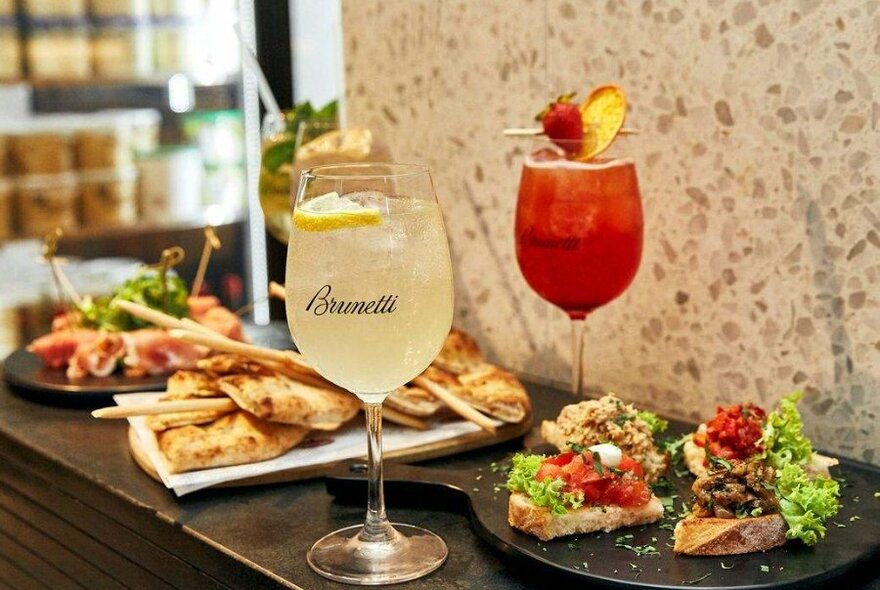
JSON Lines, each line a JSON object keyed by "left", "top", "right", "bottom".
{"left": 673, "top": 514, "right": 787, "bottom": 555}
{"left": 541, "top": 394, "right": 667, "bottom": 482}
{"left": 508, "top": 492, "right": 664, "bottom": 542}
{"left": 683, "top": 433, "right": 708, "bottom": 477}
{"left": 682, "top": 428, "right": 839, "bottom": 479}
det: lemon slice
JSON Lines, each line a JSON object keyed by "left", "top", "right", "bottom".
{"left": 292, "top": 191, "right": 383, "bottom": 232}
{"left": 577, "top": 85, "right": 627, "bottom": 161}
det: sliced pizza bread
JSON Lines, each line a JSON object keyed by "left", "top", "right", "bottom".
{"left": 217, "top": 374, "right": 360, "bottom": 429}
{"left": 157, "top": 411, "right": 308, "bottom": 473}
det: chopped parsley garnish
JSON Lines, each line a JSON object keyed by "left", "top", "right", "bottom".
{"left": 614, "top": 534, "right": 660, "bottom": 557}
{"left": 651, "top": 476, "right": 674, "bottom": 495}
{"left": 760, "top": 565, "right": 770, "bottom": 573}
{"left": 568, "top": 441, "right": 586, "bottom": 453}
{"left": 720, "top": 562, "right": 734, "bottom": 570}
{"left": 849, "top": 515, "right": 861, "bottom": 522}
{"left": 592, "top": 451, "right": 604, "bottom": 475}
{"left": 658, "top": 522, "right": 675, "bottom": 531}
{"left": 681, "top": 572, "right": 712, "bottom": 585}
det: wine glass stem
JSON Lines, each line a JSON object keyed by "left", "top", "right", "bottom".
{"left": 570, "top": 317, "right": 586, "bottom": 396}
{"left": 359, "top": 401, "right": 395, "bottom": 543}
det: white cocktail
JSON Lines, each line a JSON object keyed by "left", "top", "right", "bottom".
{"left": 285, "top": 164, "right": 453, "bottom": 585}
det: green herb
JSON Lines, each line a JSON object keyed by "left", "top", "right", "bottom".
{"left": 760, "top": 565, "right": 770, "bottom": 573}
{"left": 567, "top": 541, "right": 579, "bottom": 551}
{"left": 832, "top": 521, "right": 847, "bottom": 528}
{"left": 637, "top": 410, "right": 669, "bottom": 434}
{"left": 614, "top": 414, "right": 634, "bottom": 427}
{"left": 849, "top": 515, "right": 861, "bottom": 522}
{"left": 592, "top": 451, "right": 604, "bottom": 475}
{"left": 759, "top": 391, "right": 813, "bottom": 470}
{"left": 506, "top": 453, "right": 584, "bottom": 515}
{"left": 681, "top": 572, "right": 712, "bottom": 585}
{"left": 80, "top": 270, "right": 189, "bottom": 331}
{"left": 659, "top": 522, "right": 675, "bottom": 531}
{"left": 776, "top": 463, "right": 841, "bottom": 545}
{"left": 720, "top": 562, "right": 734, "bottom": 570}
{"left": 651, "top": 477, "right": 674, "bottom": 495}
{"left": 568, "top": 441, "right": 586, "bottom": 453}
{"left": 874, "top": 491, "right": 880, "bottom": 498}
{"left": 660, "top": 495, "right": 678, "bottom": 515}
{"left": 614, "top": 534, "right": 659, "bottom": 557}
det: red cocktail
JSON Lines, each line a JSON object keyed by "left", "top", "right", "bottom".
{"left": 515, "top": 139, "right": 643, "bottom": 394}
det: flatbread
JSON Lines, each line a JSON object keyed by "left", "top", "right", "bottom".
{"left": 456, "top": 366, "right": 531, "bottom": 423}
{"left": 433, "top": 328, "right": 489, "bottom": 375}
{"left": 385, "top": 385, "right": 442, "bottom": 417}
{"left": 157, "top": 411, "right": 308, "bottom": 473}
{"left": 165, "top": 370, "right": 223, "bottom": 400}
{"left": 217, "top": 374, "right": 360, "bottom": 429}
{"left": 146, "top": 407, "right": 234, "bottom": 431}
{"left": 196, "top": 353, "right": 276, "bottom": 377}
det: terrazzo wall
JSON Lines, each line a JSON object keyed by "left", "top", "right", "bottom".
{"left": 340, "top": 0, "right": 879, "bottom": 463}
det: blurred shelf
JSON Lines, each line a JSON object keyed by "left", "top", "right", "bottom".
{"left": 1, "top": 216, "right": 245, "bottom": 248}
{"left": 0, "top": 77, "right": 242, "bottom": 114}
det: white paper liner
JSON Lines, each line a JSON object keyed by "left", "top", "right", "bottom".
{"left": 116, "top": 392, "right": 498, "bottom": 496}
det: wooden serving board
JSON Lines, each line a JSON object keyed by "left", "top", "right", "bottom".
{"left": 128, "top": 415, "right": 532, "bottom": 489}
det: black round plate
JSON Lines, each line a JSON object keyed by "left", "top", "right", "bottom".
{"left": 3, "top": 348, "right": 166, "bottom": 404}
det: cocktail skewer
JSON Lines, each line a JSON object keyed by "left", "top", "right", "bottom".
{"left": 191, "top": 226, "right": 221, "bottom": 297}
{"left": 41, "top": 228, "right": 83, "bottom": 310}
{"left": 268, "top": 281, "right": 286, "bottom": 301}
{"left": 502, "top": 126, "right": 639, "bottom": 136}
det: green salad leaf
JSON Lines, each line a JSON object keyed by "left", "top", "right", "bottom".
{"left": 760, "top": 391, "right": 813, "bottom": 470}
{"left": 775, "top": 463, "right": 841, "bottom": 545}
{"left": 506, "top": 453, "right": 584, "bottom": 515}
{"left": 637, "top": 410, "right": 669, "bottom": 435}
{"left": 80, "top": 270, "right": 189, "bottom": 331}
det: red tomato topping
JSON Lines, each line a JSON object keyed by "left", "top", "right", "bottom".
{"left": 535, "top": 451, "right": 651, "bottom": 508}
{"left": 693, "top": 403, "right": 766, "bottom": 461}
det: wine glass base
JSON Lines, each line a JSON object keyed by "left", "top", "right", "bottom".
{"left": 307, "top": 523, "right": 448, "bottom": 585}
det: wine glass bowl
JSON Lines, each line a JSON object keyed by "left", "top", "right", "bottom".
{"left": 514, "top": 137, "right": 644, "bottom": 392}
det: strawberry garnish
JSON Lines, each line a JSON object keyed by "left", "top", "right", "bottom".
{"left": 536, "top": 92, "right": 583, "bottom": 153}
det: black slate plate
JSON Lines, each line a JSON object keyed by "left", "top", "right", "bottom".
{"left": 326, "top": 446, "right": 880, "bottom": 589}
{"left": 3, "top": 348, "right": 166, "bottom": 404}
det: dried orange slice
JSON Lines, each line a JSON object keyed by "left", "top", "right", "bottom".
{"left": 577, "top": 85, "right": 627, "bottom": 160}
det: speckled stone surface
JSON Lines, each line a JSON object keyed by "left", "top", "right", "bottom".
{"left": 341, "top": 0, "right": 879, "bottom": 464}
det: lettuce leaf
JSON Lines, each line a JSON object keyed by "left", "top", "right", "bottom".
{"left": 637, "top": 410, "right": 669, "bottom": 435}
{"left": 760, "top": 391, "right": 813, "bottom": 470}
{"left": 776, "top": 463, "right": 841, "bottom": 545}
{"left": 506, "top": 453, "right": 584, "bottom": 515}
{"left": 81, "top": 270, "right": 189, "bottom": 331}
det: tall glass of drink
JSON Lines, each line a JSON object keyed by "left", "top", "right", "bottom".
{"left": 286, "top": 163, "right": 453, "bottom": 584}
{"left": 515, "top": 137, "right": 643, "bottom": 395}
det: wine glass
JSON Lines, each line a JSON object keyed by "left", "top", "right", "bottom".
{"left": 514, "top": 137, "right": 643, "bottom": 396}
{"left": 286, "top": 163, "right": 453, "bottom": 584}
{"left": 259, "top": 114, "right": 339, "bottom": 244}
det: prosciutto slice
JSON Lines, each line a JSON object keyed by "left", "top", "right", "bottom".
{"left": 66, "top": 333, "right": 126, "bottom": 379}
{"left": 122, "top": 329, "right": 208, "bottom": 376}
{"left": 187, "top": 295, "right": 246, "bottom": 342}
{"left": 27, "top": 329, "right": 100, "bottom": 369}
{"left": 187, "top": 295, "right": 221, "bottom": 321}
